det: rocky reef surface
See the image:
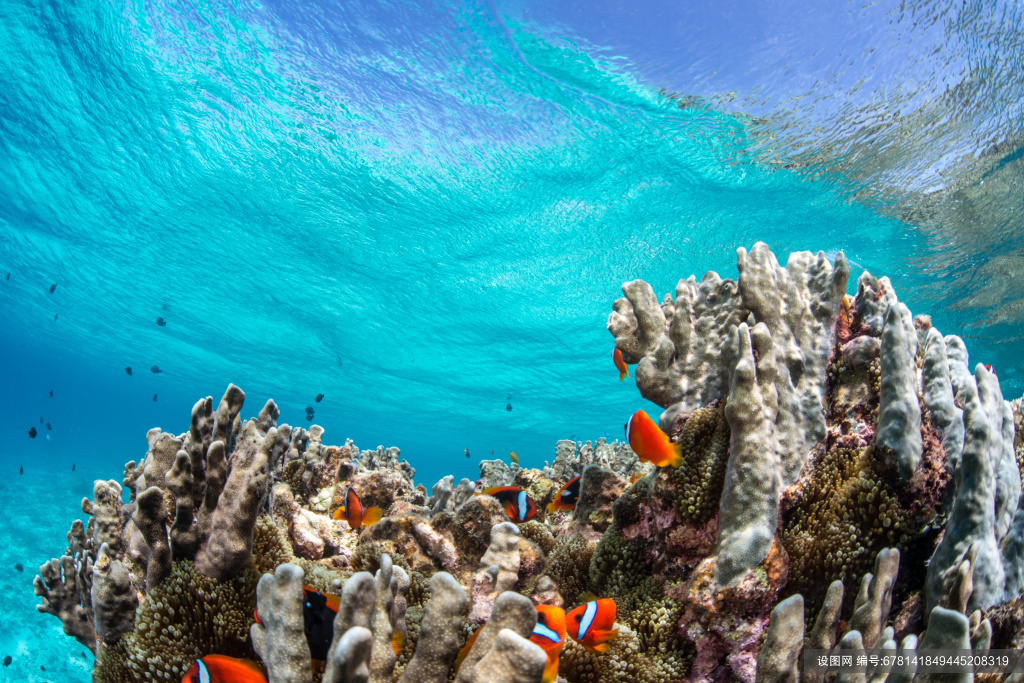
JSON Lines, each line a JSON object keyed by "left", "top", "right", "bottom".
{"left": 34, "top": 243, "right": 1024, "bottom": 683}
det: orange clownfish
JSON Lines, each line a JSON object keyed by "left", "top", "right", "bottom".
{"left": 566, "top": 598, "right": 619, "bottom": 654}
{"left": 547, "top": 476, "right": 581, "bottom": 513}
{"left": 482, "top": 486, "right": 539, "bottom": 523}
{"left": 613, "top": 348, "right": 630, "bottom": 382}
{"left": 182, "top": 655, "right": 267, "bottom": 683}
{"left": 332, "top": 486, "right": 383, "bottom": 530}
{"left": 454, "top": 626, "right": 482, "bottom": 674}
{"left": 984, "top": 364, "right": 996, "bottom": 375}
{"left": 531, "top": 605, "right": 566, "bottom": 683}
{"left": 624, "top": 410, "right": 682, "bottom": 468}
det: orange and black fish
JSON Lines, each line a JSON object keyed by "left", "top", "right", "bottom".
{"left": 332, "top": 486, "right": 383, "bottom": 530}
{"left": 613, "top": 348, "right": 630, "bottom": 382}
{"left": 624, "top": 410, "right": 682, "bottom": 468}
{"left": 629, "top": 472, "right": 641, "bottom": 484}
{"left": 454, "top": 626, "right": 482, "bottom": 674}
{"left": 531, "top": 605, "right": 566, "bottom": 683}
{"left": 566, "top": 598, "right": 619, "bottom": 654}
{"left": 483, "top": 486, "right": 538, "bottom": 523}
{"left": 254, "top": 586, "right": 339, "bottom": 660}
{"left": 547, "top": 476, "right": 581, "bottom": 513}
{"left": 181, "top": 655, "right": 267, "bottom": 683}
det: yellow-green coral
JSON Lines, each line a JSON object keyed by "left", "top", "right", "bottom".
{"left": 781, "top": 445, "right": 912, "bottom": 606}
{"left": 666, "top": 402, "right": 730, "bottom": 525}
{"left": 589, "top": 524, "right": 647, "bottom": 601}
{"left": 544, "top": 534, "right": 596, "bottom": 607}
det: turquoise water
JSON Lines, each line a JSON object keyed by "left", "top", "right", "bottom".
{"left": 1, "top": 0, "right": 1022, "bottom": 679}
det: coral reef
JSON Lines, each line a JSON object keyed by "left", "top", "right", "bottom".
{"left": 32, "top": 243, "right": 1024, "bottom": 683}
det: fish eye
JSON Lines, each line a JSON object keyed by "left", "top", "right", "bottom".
{"left": 574, "top": 614, "right": 582, "bottom": 621}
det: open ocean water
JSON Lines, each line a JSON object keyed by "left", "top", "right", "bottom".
{"left": 1, "top": 0, "right": 1022, "bottom": 679}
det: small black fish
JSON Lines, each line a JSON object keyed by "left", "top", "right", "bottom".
{"left": 49, "top": 283, "right": 56, "bottom": 293}
{"left": 49, "top": 389, "right": 53, "bottom": 397}
{"left": 5, "top": 273, "right": 8, "bottom": 280}
{"left": 54, "top": 313, "right": 58, "bottom": 321}
{"left": 46, "top": 422, "right": 51, "bottom": 430}
{"left": 40, "top": 416, "right": 43, "bottom": 424}
{"left": 506, "top": 403, "right": 512, "bottom": 412}
{"left": 465, "top": 448, "right": 470, "bottom": 458}
{"left": 14, "top": 563, "right": 23, "bottom": 572}
{"left": 41, "top": 666, "right": 45, "bottom": 671}
{"left": 305, "top": 413, "right": 314, "bottom": 422}
{"left": 150, "top": 365, "right": 162, "bottom": 373}
{"left": 156, "top": 317, "right": 166, "bottom": 327}
{"left": 125, "top": 366, "right": 132, "bottom": 376}
{"left": 2, "top": 655, "right": 10, "bottom": 666}
{"left": 153, "top": 393, "right": 158, "bottom": 402}
{"left": 316, "top": 393, "right": 324, "bottom": 402}
{"left": 28, "top": 428, "right": 36, "bottom": 439}
{"left": 19, "top": 465, "right": 23, "bottom": 474}
{"left": 305, "top": 406, "right": 315, "bottom": 414}
{"left": 72, "top": 463, "right": 75, "bottom": 471}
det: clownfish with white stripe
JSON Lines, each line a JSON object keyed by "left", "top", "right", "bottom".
{"left": 547, "top": 476, "right": 581, "bottom": 513}
{"left": 482, "top": 486, "right": 539, "bottom": 522}
{"left": 331, "top": 486, "right": 383, "bottom": 530}
{"left": 181, "top": 655, "right": 267, "bottom": 683}
{"left": 530, "top": 605, "right": 566, "bottom": 683}
{"left": 624, "top": 409, "right": 683, "bottom": 468}
{"left": 566, "top": 598, "right": 619, "bottom": 653}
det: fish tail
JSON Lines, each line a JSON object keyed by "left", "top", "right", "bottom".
{"left": 362, "top": 507, "right": 384, "bottom": 527}
{"left": 669, "top": 441, "right": 684, "bottom": 468}
{"left": 619, "top": 371, "right": 626, "bottom": 381}
{"left": 590, "top": 642, "right": 611, "bottom": 653}
{"left": 547, "top": 502, "right": 557, "bottom": 514}
{"left": 392, "top": 631, "right": 406, "bottom": 655}
{"left": 331, "top": 507, "right": 346, "bottom": 521}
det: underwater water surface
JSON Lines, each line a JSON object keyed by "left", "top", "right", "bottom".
{"left": 1, "top": 0, "right": 1022, "bottom": 679}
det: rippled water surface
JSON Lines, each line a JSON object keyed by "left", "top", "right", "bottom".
{"left": 1, "top": 1, "right": 1022, "bottom": 677}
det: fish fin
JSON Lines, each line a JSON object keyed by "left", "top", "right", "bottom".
{"left": 205, "top": 655, "right": 267, "bottom": 676}
{"left": 669, "top": 441, "right": 684, "bottom": 468}
{"left": 547, "top": 502, "right": 557, "bottom": 514}
{"left": 625, "top": 367, "right": 630, "bottom": 378}
{"left": 577, "top": 591, "right": 598, "bottom": 605}
{"left": 542, "top": 657, "right": 559, "bottom": 683}
{"left": 362, "top": 507, "right": 384, "bottom": 527}
{"left": 392, "top": 631, "right": 406, "bottom": 655}
{"left": 332, "top": 507, "right": 346, "bottom": 521}
{"left": 590, "top": 642, "right": 611, "bottom": 653}
{"left": 324, "top": 593, "right": 341, "bottom": 613}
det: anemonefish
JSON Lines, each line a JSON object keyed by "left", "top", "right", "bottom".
{"left": 454, "top": 626, "right": 482, "bottom": 674}
{"left": 531, "top": 606, "right": 566, "bottom": 683}
{"left": 613, "top": 348, "right": 630, "bottom": 382}
{"left": 331, "top": 487, "right": 383, "bottom": 530}
{"left": 629, "top": 472, "right": 642, "bottom": 484}
{"left": 181, "top": 655, "right": 267, "bottom": 683}
{"left": 482, "top": 486, "right": 539, "bottom": 522}
{"left": 566, "top": 598, "right": 619, "bottom": 653}
{"left": 255, "top": 586, "right": 339, "bottom": 660}
{"left": 624, "top": 410, "right": 683, "bottom": 468}
{"left": 985, "top": 364, "right": 996, "bottom": 375}
{"left": 547, "top": 476, "right": 581, "bottom": 513}
{"left": 253, "top": 585, "right": 406, "bottom": 660}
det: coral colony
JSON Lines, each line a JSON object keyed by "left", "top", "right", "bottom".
{"left": 34, "top": 243, "right": 1024, "bottom": 683}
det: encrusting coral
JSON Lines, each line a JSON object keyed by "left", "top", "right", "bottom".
{"left": 33, "top": 243, "right": 1024, "bottom": 683}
